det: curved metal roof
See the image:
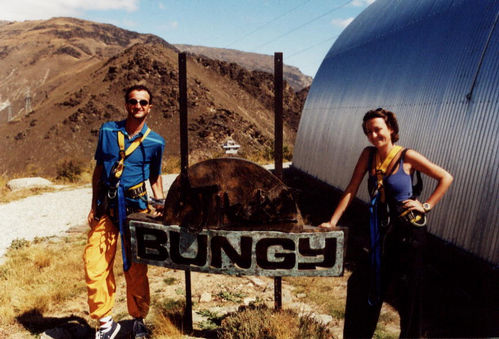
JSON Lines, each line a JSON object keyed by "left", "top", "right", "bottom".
{"left": 293, "top": 0, "right": 499, "bottom": 264}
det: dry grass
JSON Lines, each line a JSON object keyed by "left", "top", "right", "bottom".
{"left": 285, "top": 276, "right": 400, "bottom": 338}
{"left": 0, "top": 232, "right": 400, "bottom": 338}
{"left": 0, "top": 234, "right": 196, "bottom": 338}
{"left": 285, "top": 276, "right": 348, "bottom": 319}
{"left": 0, "top": 235, "right": 87, "bottom": 327}
{"left": 163, "top": 156, "right": 181, "bottom": 174}
{"left": 0, "top": 184, "right": 58, "bottom": 203}
{"left": 218, "top": 304, "right": 331, "bottom": 339}
{"left": 0, "top": 159, "right": 93, "bottom": 204}
{"left": 148, "top": 298, "right": 186, "bottom": 337}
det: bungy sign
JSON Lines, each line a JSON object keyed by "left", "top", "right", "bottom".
{"left": 129, "top": 220, "right": 344, "bottom": 277}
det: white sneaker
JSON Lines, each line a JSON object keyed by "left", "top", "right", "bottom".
{"left": 95, "top": 320, "right": 121, "bottom": 339}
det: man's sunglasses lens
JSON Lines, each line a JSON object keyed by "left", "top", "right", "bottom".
{"left": 128, "top": 99, "right": 149, "bottom": 106}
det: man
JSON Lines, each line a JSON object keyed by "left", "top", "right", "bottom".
{"left": 84, "top": 85, "right": 165, "bottom": 339}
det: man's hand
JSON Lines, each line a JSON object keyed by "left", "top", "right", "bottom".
{"left": 149, "top": 197, "right": 165, "bottom": 217}
{"left": 151, "top": 204, "right": 164, "bottom": 217}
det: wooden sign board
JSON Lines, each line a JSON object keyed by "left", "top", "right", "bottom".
{"left": 129, "top": 220, "right": 344, "bottom": 277}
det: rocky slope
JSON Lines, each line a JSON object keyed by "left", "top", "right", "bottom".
{"left": 175, "top": 44, "right": 313, "bottom": 91}
{"left": 0, "top": 17, "right": 309, "bottom": 176}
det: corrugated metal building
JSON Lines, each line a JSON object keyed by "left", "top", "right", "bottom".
{"left": 293, "top": 0, "right": 498, "bottom": 265}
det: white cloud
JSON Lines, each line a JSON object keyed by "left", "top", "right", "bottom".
{"left": 331, "top": 17, "right": 354, "bottom": 28}
{"left": 351, "top": 0, "right": 375, "bottom": 7}
{"left": 0, "top": 0, "right": 138, "bottom": 21}
{"left": 158, "top": 2, "right": 166, "bottom": 10}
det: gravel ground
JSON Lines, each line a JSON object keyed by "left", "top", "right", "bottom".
{"left": 0, "top": 174, "right": 179, "bottom": 259}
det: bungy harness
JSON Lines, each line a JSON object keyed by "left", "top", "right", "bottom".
{"left": 109, "top": 128, "right": 151, "bottom": 271}
{"left": 368, "top": 145, "right": 403, "bottom": 306}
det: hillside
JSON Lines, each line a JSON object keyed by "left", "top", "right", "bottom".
{"left": 175, "top": 44, "right": 313, "bottom": 91}
{"left": 0, "top": 17, "right": 308, "bottom": 177}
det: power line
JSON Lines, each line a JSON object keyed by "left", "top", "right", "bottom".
{"left": 253, "top": 0, "right": 353, "bottom": 51}
{"left": 224, "top": 0, "right": 311, "bottom": 49}
{"left": 286, "top": 34, "right": 339, "bottom": 59}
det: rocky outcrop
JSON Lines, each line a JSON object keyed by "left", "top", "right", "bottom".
{"left": 7, "top": 177, "right": 53, "bottom": 191}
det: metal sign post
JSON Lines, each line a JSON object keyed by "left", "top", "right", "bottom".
{"left": 274, "top": 52, "right": 283, "bottom": 310}
{"left": 178, "top": 52, "right": 193, "bottom": 333}
{"left": 132, "top": 51, "right": 345, "bottom": 334}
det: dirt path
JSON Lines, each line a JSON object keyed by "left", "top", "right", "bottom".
{"left": 0, "top": 186, "right": 92, "bottom": 259}
{"left": 0, "top": 174, "right": 179, "bottom": 260}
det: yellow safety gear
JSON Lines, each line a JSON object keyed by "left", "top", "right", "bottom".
{"left": 113, "top": 128, "right": 151, "bottom": 179}
{"left": 375, "top": 145, "right": 403, "bottom": 203}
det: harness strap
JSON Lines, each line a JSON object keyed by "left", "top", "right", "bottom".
{"left": 375, "top": 145, "right": 403, "bottom": 203}
{"left": 113, "top": 127, "right": 150, "bottom": 272}
{"left": 125, "top": 181, "right": 147, "bottom": 199}
{"left": 113, "top": 128, "right": 151, "bottom": 179}
{"left": 368, "top": 193, "right": 383, "bottom": 306}
{"left": 367, "top": 145, "right": 402, "bottom": 305}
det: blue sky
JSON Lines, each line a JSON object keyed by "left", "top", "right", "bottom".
{"left": 1, "top": 0, "right": 374, "bottom": 76}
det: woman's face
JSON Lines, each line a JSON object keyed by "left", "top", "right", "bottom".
{"left": 365, "top": 117, "right": 393, "bottom": 148}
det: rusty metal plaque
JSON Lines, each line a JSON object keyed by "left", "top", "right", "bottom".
{"left": 162, "top": 158, "right": 304, "bottom": 233}
{"left": 129, "top": 220, "right": 344, "bottom": 277}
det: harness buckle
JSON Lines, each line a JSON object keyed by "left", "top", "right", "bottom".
{"left": 108, "top": 187, "right": 117, "bottom": 199}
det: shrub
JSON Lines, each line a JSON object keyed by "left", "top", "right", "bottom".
{"left": 262, "top": 144, "right": 293, "bottom": 162}
{"left": 9, "top": 238, "right": 30, "bottom": 250}
{"left": 56, "top": 159, "right": 83, "bottom": 182}
{"left": 149, "top": 298, "right": 185, "bottom": 337}
{"left": 163, "top": 156, "right": 181, "bottom": 174}
{"left": 218, "top": 304, "right": 332, "bottom": 339}
{"left": 163, "top": 277, "right": 177, "bottom": 286}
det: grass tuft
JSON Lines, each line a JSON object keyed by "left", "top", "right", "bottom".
{"left": 0, "top": 235, "right": 87, "bottom": 327}
{"left": 149, "top": 297, "right": 186, "bottom": 337}
{"left": 216, "top": 290, "right": 246, "bottom": 303}
{"left": 218, "top": 304, "right": 332, "bottom": 339}
{"left": 163, "top": 277, "right": 177, "bottom": 286}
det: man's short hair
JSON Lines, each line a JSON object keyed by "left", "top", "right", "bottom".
{"left": 124, "top": 85, "right": 153, "bottom": 104}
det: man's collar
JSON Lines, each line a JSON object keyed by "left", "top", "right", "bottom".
{"left": 118, "top": 119, "right": 148, "bottom": 139}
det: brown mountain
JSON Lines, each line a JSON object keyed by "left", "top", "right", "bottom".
{"left": 0, "top": 17, "right": 308, "bottom": 177}
{"left": 175, "top": 44, "right": 313, "bottom": 91}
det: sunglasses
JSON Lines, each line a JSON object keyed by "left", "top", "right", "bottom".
{"left": 127, "top": 99, "right": 149, "bottom": 106}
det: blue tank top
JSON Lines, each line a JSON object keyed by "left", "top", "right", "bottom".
{"left": 368, "top": 150, "right": 413, "bottom": 205}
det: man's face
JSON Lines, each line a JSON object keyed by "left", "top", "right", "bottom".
{"left": 125, "top": 90, "right": 152, "bottom": 120}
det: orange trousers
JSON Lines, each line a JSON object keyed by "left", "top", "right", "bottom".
{"left": 83, "top": 214, "right": 150, "bottom": 319}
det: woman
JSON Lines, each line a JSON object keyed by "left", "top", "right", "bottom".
{"left": 320, "top": 108, "right": 453, "bottom": 338}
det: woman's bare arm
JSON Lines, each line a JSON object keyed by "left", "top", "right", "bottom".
{"left": 320, "top": 147, "right": 371, "bottom": 228}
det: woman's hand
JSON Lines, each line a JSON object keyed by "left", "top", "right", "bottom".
{"left": 319, "top": 221, "right": 336, "bottom": 229}
{"left": 401, "top": 199, "right": 425, "bottom": 213}
{"left": 404, "top": 149, "right": 453, "bottom": 211}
